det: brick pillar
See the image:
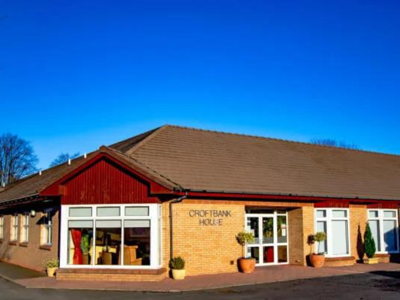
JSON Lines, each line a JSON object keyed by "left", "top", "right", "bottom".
{"left": 349, "top": 205, "right": 367, "bottom": 261}
{"left": 288, "top": 206, "right": 314, "bottom": 266}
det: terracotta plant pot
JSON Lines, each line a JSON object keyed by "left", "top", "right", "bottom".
{"left": 363, "top": 257, "right": 379, "bottom": 264}
{"left": 171, "top": 269, "right": 186, "bottom": 280}
{"left": 238, "top": 258, "right": 256, "bottom": 273}
{"left": 310, "top": 254, "right": 325, "bottom": 268}
{"left": 47, "top": 267, "right": 57, "bottom": 277}
{"left": 82, "top": 253, "right": 90, "bottom": 265}
{"left": 102, "top": 252, "right": 112, "bottom": 265}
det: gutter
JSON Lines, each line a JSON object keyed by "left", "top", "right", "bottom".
{"left": 169, "top": 192, "right": 188, "bottom": 260}
{"left": 173, "top": 190, "right": 400, "bottom": 203}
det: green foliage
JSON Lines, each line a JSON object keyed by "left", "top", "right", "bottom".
{"left": 314, "top": 232, "right": 326, "bottom": 243}
{"left": 364, "top": 222, "right": 376, "bottom": 258}
{"left": 307, "top": 234, "right": 315, "bottom": 246}
{"left": 45, "top": 259, "right": 59, "bottom": 268}
{"left": 307, "top": 232, "right": 326, "bottom": 254}
{"left": 80, "top": 232, "right": 90, "bottom": 254}
{"left": 169, "top": 256, "right": 185, "bottom": 270}
{"left": 236, "top": 232, "right": 255, "bottom": 246}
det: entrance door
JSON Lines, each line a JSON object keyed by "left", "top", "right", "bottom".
{"left": 245, "top": 211, "right": 289, "bottom": 265}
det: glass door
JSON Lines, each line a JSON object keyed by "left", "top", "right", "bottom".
{"left": 245, "top": 211, "right": 288, "bottom": 265}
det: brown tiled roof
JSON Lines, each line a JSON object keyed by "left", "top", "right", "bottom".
{"left": 113, "top": 125, "right": 400, "bottom": 200}
{"left": 0, "top": 128, "right": 169, "bottom": 205}
{"left": 2, "top": 125, "right": 400, "bottom": 204}
{"left": 0, "top": 152, "right": 101, "bottom": 204}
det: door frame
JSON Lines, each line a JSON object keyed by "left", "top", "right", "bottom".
{"left": 244, "top": 211, "right": 289, "bottom": 266}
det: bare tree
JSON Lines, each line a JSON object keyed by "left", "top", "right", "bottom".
{"left": 310, "top": 139, "right": 360, "bottom": 150}
{"left": 0, "top": 133, "right": 38, "bottom": 187}
{"left": 50, "top": 152, "right": 80, "bottom": 167}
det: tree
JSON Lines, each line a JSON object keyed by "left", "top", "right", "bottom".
{"left": 310, "top": 139, "right": 360, "bottom": 150}
{"left": 50, "top": 152, "right": 80, "bottom": 167}
{"left": 0, "top": 133, "right": 38, "bottom": 187}
{"left": 364, "top": 222, "right": 376, "bottom": 258}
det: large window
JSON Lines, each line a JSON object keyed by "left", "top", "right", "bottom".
{"left": 20, "top": 214, "right": 29, "bottom": 243}
{"left": 368, "top": 209, "right": 399, "bottom": 253}
{"left": 10, "top": 215, "right": 19, "bottom": 242}
{"left": 60, "top": 204, "right": 160, "bottom": 269}
{"left": 0, "top": 216, "right": 4, "bottom": 240}
{"left": 315, "top": 209, "right": 350, "bottom": 257}
{"left": 41, "top": 211, "right": 53, "bottom": 246}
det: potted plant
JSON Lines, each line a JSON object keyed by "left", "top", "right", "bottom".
{"left": 308, "top": 232, "right": 327, "bottom": 268}
{"left": 45, "top": 259, "right": 59, "bottom": 277}
{"left": 169, "top": 256, "right": 186, "bottom": 280}
{"left": 364, "top": 222, "right": 378, "bottom": 264}
{"left": 81, "top": 232, "right": 90, "bottom": 265}
{"left": 102, "top": 245, "right": 112, "bottom": 265}
{"left": 236, "top": 231, "right": 256, "bottom": 273}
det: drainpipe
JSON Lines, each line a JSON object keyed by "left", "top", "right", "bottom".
{"left": 169, "top": 192, "right": 188, "bottom": 260}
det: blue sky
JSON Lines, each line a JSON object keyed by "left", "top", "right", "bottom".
{"left": 1, "top": 0, "right": 400, "bottom": 169}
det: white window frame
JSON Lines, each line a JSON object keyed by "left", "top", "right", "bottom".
{"left": 314, "top": 208, "right": 351, "bottom": 258}
{"left": 20, "top": 214, "right": 29, "bottom": 243}
{"left": 244, "top": 210, "right": 290, "bottom": 266}
{"left": 367, "top": 209, "right": 399, "bottom": 254}
{"left": 10, "top": 215, "right": 19, "bottom": 242}
{"left": 0, "top": 216, "right": 4, "bottom": 240}
{"left": 60, "top": 204, "right": 162, "bottom": 270}
{"left": 41, "top": 211, "right": 53, "bottom": 246}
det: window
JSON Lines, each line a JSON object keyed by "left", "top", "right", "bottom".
{"left": 20, "top": 214, "right": 29, "bottom": 243}
{"left": 368, "top": 210, "right": 399, "bottom": 253}
{"left": 0, "top": 216, "right": 4, "bottom": 240}
{"left": 10, "top": 215, "right": 19, "bottom": 242}
{"left": 41, "top": 211, "right": 53, "bottom": 245}
{"left": 315, "top": 209, "right": 350, "bottom": 257}
{"left": 61, "top": 204, "right": 160, "bottom": 269}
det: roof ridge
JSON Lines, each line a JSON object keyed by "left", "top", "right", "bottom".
{"left": 125, "top": 125, "right": 169, "bottom": 156}
{"left": 103, "top": 146, "right": 184, "bottom": 190}
{"left": 164, "top": 124, "right": 400, "bottom": 158}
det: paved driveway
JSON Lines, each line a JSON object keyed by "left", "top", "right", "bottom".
{"left": 1, "top": 271, "right": 400, "bottom": 300}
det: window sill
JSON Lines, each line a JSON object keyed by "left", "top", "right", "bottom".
{"left": 325, "top": 256, "right": 354, "bottom": 262}
{"left": 19, "top": 242, "right": 28, "bottom": 248}
{"left": 39, "top": 245, "right": 52, "bottom": 251}
{"left": 9, "top": 241, "right": 17, "bottom": 246}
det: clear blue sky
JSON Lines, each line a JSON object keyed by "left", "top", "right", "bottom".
{"left": 1, "top": 0, "right": 400, "bottom": 169}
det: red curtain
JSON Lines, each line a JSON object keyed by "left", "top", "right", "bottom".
{"left": 71, "top": 229, "right": 83, "bottom": 264}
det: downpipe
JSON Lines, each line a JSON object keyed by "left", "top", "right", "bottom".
{"left": 169, "top": 192, "right": 188, "bottom": 260}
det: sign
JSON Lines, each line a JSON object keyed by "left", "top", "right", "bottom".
{"left": 189, "top": 210, "right": 232, "bottom": 226}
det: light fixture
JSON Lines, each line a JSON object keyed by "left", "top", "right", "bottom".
{"left": 30, "top": 210, "right": 36, "bottom": 217}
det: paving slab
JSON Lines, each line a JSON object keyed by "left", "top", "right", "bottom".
{"left": 1, "top": 261, "right": 400, "bottom": 292}
{"left": 0, "top": 262, "right": 45, "bottom": 281}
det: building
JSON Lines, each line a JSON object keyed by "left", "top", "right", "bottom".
{"left": 0, "top": 125, "right": 399, "bottom": 281}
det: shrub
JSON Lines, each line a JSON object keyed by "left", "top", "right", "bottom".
{"left": 308, "top": 232, "right": 326, "bottom": 254}
{"left": 45, "top": 259, "right": 59, "bottom": 268}
{"left": 236, "top": 232, "right": 255, "bottom": 246}
{"left": 364, "top": 222, "right": 376, "bottom": 259}
{"left": 169, "top": 256, "right": 185, "bottom": 270}
{"left": 81, "top": 233, "right": 90, "bottom": 254}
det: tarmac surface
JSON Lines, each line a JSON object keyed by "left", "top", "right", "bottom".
{"left": 0, "top": 270, "right": 399, "bottom": 299}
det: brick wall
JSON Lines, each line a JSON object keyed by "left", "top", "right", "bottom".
{"left": 165, "top": 202, "right": 244, "bottom": 276}
{"left": 163, "top": 199, "right": 314, "bottom": 276}
{"left": 1, "top": 198, "right": 392, "bottom": 278}
{"left": 349, "top": 204, "right": 367, "bottom": 261}
{"left": 288, "top": 206, "right": 314, "bottom": 266}
{"left": 0, "top": 208, "right": 59, "bottom": 272}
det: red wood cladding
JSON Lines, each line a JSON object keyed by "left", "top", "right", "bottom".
{"left": 62, "top": 158, "right": 160, "bottom": 205}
